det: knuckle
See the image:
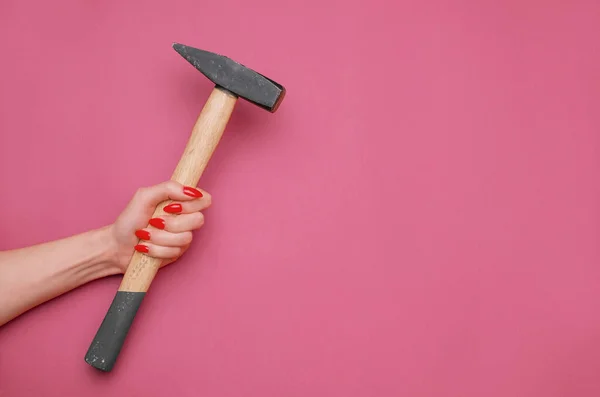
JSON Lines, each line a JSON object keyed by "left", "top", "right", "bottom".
{"left": 134, "top": 187, "right": 148, "bottom": 198}
{"left": 172, "top": 247, "right": 183, "bottom": 257}
{"left": 135, "top": 186, "right": 153, "bottom": 202}
{"left": 203, "top": 193, "right": 212, "bottom": 207}
{"left": 165, "top": 180, "right": 181, "bottom": 191}
{"left": 162, "top": 247, "right": 177, "bottom": 259}
{"left": 180, "top": 231, "right": 193, "bottom": 245}
{"left": 194, "top": 212, "right": 205, "bottom": 227}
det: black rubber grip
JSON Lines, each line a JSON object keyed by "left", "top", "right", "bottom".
{"left": 84, "top": 291, "right": 146, "bottom": 372}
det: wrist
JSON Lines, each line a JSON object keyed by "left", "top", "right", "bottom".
{"left": 77, "top": 225, "right": 123, "bottom": 280}
{"left": 16, "top": 226, "right": 124, "bottom": 296}
{"left": 99, "top": 225, "right": 126, "bottom": 275}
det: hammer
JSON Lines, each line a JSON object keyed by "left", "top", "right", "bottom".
{"left": 84, "top": 43, "right": 286, "bottom": 372}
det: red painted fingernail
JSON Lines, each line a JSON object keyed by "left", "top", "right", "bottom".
{"left": 149, "top": 218, "right": 165, "bottom": 229}
{"left": 164, "top": 203, "right": 182, "bottom": 213}
{"left": 183, "top": 186, "right": 203, "bottom": 198}
{"left": 135, "top": 230, "right": 150, "bottom": 240}
{"left": 135, "top": 244, "right": 149, "bottom": 253}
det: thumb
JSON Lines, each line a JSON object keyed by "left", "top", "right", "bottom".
{"left": 133, "top": 180, "right": 203, "bottom": 210}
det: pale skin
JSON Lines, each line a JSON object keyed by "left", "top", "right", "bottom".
{"left": 0, "top": 180, "right": 212, "bottom": 327}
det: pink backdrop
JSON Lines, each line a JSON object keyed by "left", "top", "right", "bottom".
{"left": 1, "top": 0, "right": 599, "bottom": 395}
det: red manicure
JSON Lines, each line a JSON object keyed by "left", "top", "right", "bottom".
{"left": 183, "top": 186, "right": 203, "bottom": 198}
{"left": 135, "top": 230, "right": 150, "bottom": 240}
{"left": 134, "top": 244, "right": 149, "bottom": 253}
{"left": 164, "top": 203, "right": 182, "bottom": 213}
{"left": 149, "top": 218, "right": 165, "bottom": 229}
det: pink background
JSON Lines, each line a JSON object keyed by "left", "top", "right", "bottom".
{"left": 1, "top": 0, "right": 599, "bottom": 395}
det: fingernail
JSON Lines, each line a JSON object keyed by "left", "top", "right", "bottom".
{"left": 164, "top": 203, "right": 182, "bottom": 213}
{"left": 183, "top": 186, "right": 203, "bottom": 198}
{"left": 149, "top": 218, "right": 165, "bottom": 229}
{"left": 135, "top": 230, "right": 150, "bottom": 240}
{"left": 135, "top": 244, "right": 149, "bottom": 253}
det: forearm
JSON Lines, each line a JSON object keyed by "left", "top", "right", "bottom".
{"left": 0, "top": 226, "right": 121, "bottom": 326}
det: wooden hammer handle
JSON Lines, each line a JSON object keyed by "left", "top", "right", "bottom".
{"left": 85, "top": 86, "right": 237, "bottom": 372}
{"left": 121, "top": 87, "right": 237, "bottom": 293}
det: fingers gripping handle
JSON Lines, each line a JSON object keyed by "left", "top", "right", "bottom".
{"left": 124, "top": 87, "right": 237, "bottom": 293}
{"left": 85, "top": 87, "right": 238, "bottom": 371}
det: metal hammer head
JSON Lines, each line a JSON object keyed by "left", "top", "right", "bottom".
{"left": 173, "top": 43, "right": 286, "bottom": 113}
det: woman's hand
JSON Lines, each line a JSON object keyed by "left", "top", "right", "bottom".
{"left": 108, "top": 180, "right": 212, "bottom": 273}
{"left": 0, "top": 180, "right": 212, "bottom": 326}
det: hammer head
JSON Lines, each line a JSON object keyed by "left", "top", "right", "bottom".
{"left": 173, "top": 43, "right": 286, "bottom": 113}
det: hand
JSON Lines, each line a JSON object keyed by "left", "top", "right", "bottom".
{"left": 108, "top": 180, "right": 212, "bottom": 273}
